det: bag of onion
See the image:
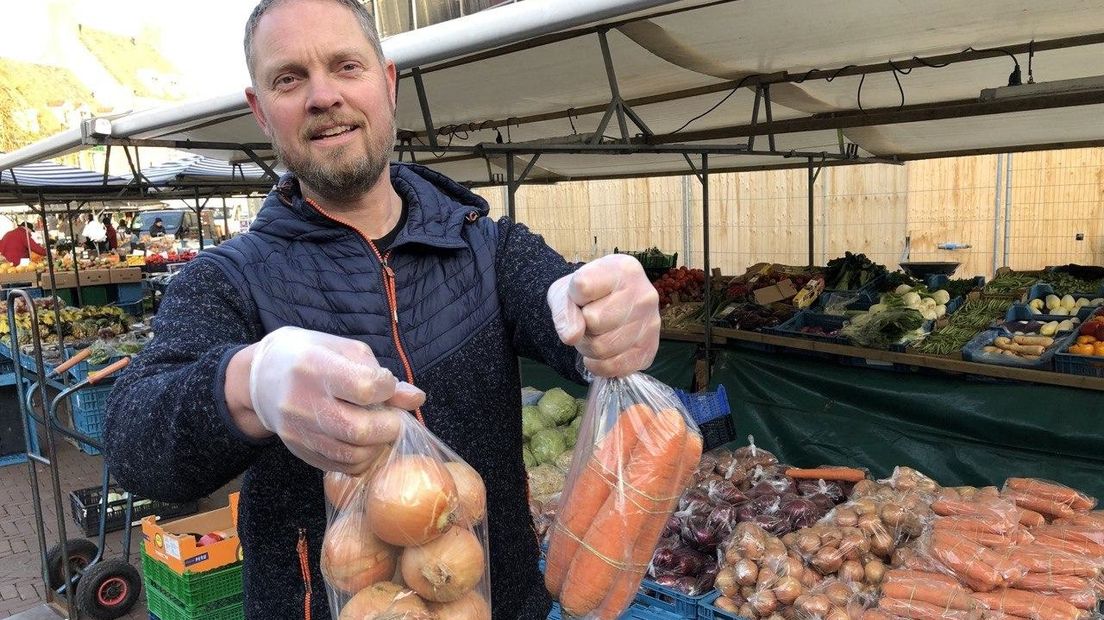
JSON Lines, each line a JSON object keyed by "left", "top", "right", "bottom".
{"left": 321, "top": 412, "right": 491, "bottom": 620}
{"left": 544, "top": 372, "right": 704, "bottom": 619}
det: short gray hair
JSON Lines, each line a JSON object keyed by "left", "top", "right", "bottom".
{"left": 243, "top": 0, "right": 385, "bottom": 82}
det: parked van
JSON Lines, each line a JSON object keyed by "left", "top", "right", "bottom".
{"left": 134, "top": 209, "right": 218, "bottom": 247}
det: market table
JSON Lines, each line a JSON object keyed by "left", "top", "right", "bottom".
{"left": 521, "top": 337, "right": 1104, "bottom": 500}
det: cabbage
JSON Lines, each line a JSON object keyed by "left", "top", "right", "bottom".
{"left": 570, "top": 416, "right": 582, "bottom": 431}
{"left": 530, "top": 428, "right": 567, "bottom": 465}
{"left": 562, "top": 424, "right": 578, "bottom": 449}
{"left": 554, "top": 449, "right": 575, "bottom": 474}
{"left": 538, "top": 388, "right": 577, "bottom": 425}
{"left": 528, "top": 464, "right": 566, "bottom": 497}
{"left": 523, "top": 445, "right": 537, "bottom": 468}
{"left": 575, "top": 398, "right": 587, "bottom": 419}
{"left": 522, "top": 405, "right": 548, "bottom": 438}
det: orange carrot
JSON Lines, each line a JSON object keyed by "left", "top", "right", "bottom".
{"left": 973, "top": 588, "right": 1081, "bottom": 620}
{"left": 884, "top": 569, "right": 965, "bottom": 589}
{"left": 593, "top": 431, "right": 702, "bottom": 620}
{"left": 1019, "top": 509, "right": 1046, "bottom": 528}
{"left": 1004, "top": 479, "right": 1096, "bottom": 512}
{"left": 1053, "top": 511, "right": 1104, "bottom": 528}
{"left": 881, "top": 581, "right": 979, "bottom": 611}
{"left": 877, "top": 596, "right": 980, "bottom": 620}
{"left": 544, "top": 404, "right": 650, "bottom": 596}
{"left": 1001, "top": 546, "right": 1100, "bottom": 578}
{"left": 1011, "top": 573, "right": 1091, "bottom": 594}
{"left": 931, "top": 498, "right": 1020, "bottom": 532}
{"left": 560, "top": 408, "right": 689, "bottom": 617}
{"left": 1003, "top": 490, "right": 1077, "bottom": 521}
{"left": 933, "top": 515, "right": 1018, "bottom": 536}
{"left": 932, "top": 524, "right": 1029, "bottom": 549}
{"left": 929, "top": 531, "right": 1004, "bottom": 591}
{"left": 785, "top": 467, "right": 866, "bottom": 482}
{"left": 1031, "top": 533, "right": 1104, "bottom": 560}
{"left": 863, "top": 610, "right": 894, "bottom": 620}
{"left": 1051, "top": 589, "right": 1096, "bottom": 610}
{"left": 1036, "top": 525, "right": 1104, "bottom": 546}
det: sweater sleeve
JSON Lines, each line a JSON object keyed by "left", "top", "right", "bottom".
{"left": 494, "top": 217, "right": 585, "bottom": 384}
{"left": 104, "top": 258, "right": 271, "bottom": 503}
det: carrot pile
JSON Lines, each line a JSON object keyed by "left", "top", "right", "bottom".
{"left": 544, "top": 402, "right": 702, "bottom": 619}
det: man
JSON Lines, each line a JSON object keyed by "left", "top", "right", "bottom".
{"left": 149, "top": 217, "right": 166, "bottom": 237}
{"left": 103, "top": 0, "right": 659, "bottom": 618}
{"left": 0, "top": 221, "right": 47, "bottom": 265}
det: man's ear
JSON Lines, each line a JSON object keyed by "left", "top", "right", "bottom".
{"left": 245, "top": 87, "right": 270, "bottom": 136}
{"left": 385, "top": 59, "right": 397, "bottom": 108}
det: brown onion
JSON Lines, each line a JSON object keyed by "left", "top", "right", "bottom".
{"left": 863, "top": 559, "right": 886, "bottom": 584}
{"left": 428, "top": 590, "right": 491, "bottom": 620}
{"left": 366, "top": 455, "right": 459, "bottom": 546}
{"left": 325, "top": 471, "right": 369, "bottom": 512}
{"left": 824, "top": 581, "right": 852, "bottom": 607}
{"left": 445, "top": 462, "right": 486, "bottom": 524}
{"left": 772, "top": 575, "right": 802, "bottom": 606}
{"left": 739, "top": 603, "right": 757, "bottom": 619}
{"left": 750, "top": 589, "right": 778, "bottom": 616}
{"left": 734, "top": 558, "right": 759, "bottom": 587}
{"left": 338, "top": 582, "right": 432, "bottom": 620}
{"left": 795, "top": 532, "right": 821, "bottom": 555}
{"left": 715, "top": 565, "right": 741, "bottom": 597}
{"left": 321, "top": 515, "right": 398, "bottom": 594}
{"left": 716, "top": 596, "right": 741, "bottom": 613}
{"left": 839, "top": 560, "right": 864, "bottom": 583}
{"left": 826, "top": 606, "right": 850, "bottom": 620}
{"left": 400, "top": 526, "right": 485, "bottom": 603}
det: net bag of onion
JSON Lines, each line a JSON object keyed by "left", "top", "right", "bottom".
{"left": 544, "top": 372, "right": 704, "bottom": 619}
{"left": 321, "top": 409, "right": 492, "bottom": 620}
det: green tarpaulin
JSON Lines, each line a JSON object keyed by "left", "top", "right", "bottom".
{"left": 714, "top": 344, "right": 1104, "bottom": 499}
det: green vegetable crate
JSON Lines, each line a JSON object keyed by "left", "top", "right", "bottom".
{"left": 141, "top": 546, "right": 243, "bottom": 615}
{"left": 146, "top": 585, "right": 243, "bottom": 620}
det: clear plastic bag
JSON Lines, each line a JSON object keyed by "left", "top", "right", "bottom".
{"left": 321, "top": 410, "right": 491, "bottom": 620}
{"left": 1000, "top": 478, "right": 1097, "bottom": 522}
{"left": 543, "top": 373, "right": 703, "bottom": 619}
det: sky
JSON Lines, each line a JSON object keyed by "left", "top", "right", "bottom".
{"left": 0, "top": 0, "right": 257, "bottom": 96}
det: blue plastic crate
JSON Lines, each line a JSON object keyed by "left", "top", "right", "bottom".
{"left": 1053, "top": 350, "right": 1104, "bottom": 378}
{"left": 549, "top": 601, "right": 679, "bottom": 620}
{"left": 767, "top": 311, "right": 849, "bottom": 345}
{"left": 674, "top": 385, "right": 730, "bottom": 425}
{"left": 698, "top": 591, "right": 751, "bottom": 620}
{"left": 1025, "top": 283, "right": 1103, "bottom": 306}
{"left": 1003, "top": 303, "right": 1092, "bottom": 326}
{"left": 961, "top": 327, "right": 1072, "bottom": 370}
{"left": 69, "top": 383, "right": 114, "bottom": 455}
{"left": 635, "top": 579, "right": 712, "bottom": 618}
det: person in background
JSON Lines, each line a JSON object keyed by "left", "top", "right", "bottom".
{"left": 0, "top": 221, "right": 47, "bottom": 265}
{"left": 103, "top": 215, "right": 118, "bottom": 251}
{"left": 149, "top": 217, "right": 166, "bottom": 237}
{"left": 103, "top": 0, "right": 660, "bottom": 617}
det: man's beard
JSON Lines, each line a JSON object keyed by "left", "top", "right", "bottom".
{"left": 273, "top": 116, "right": 396, "bottom": 203}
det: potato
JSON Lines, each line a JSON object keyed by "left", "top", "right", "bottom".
{"left": 812, "top": 546, "right": 844, "bottom": 575}
{"left": 795, "top": 532, "right": 821, "bottom": 555}
{"left": 834, "top": 507, "right": 859, "bottom": 527}
{"left": 839, "top": 560, "right": 865, "bottom": 583}
{"left": 864, "top": 558, "right": 886, "bottom": 584}
{"left": 824, "top": 581, "right": 853, "bottom": 607}
{"left": 879, "top": 503, "right": 907, "bottom": 528}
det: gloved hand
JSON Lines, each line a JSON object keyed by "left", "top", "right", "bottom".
{"left": 547, "top": 254, "right": 660, "bottom": 377}
{"left": 245, "top": 326, "right": 425, "bottom": 473}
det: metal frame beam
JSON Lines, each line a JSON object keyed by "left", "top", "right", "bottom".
{"left": 411, "top": 67, "right": 439, "bottom": 148}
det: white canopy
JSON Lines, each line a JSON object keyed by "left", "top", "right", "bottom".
{"left": 2, "top": 0, "right": 1103, "bottom": 185}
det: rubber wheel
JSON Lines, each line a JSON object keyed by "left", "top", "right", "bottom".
{"left": 45, "top": 538, "right": 98, "bottom": 590}
{"left": 74, "top": 558, "right": 142, "bottom": 620}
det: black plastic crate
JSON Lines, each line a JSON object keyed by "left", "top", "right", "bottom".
{"left": 69, "top": 484, "right": 199, "bottom": 537}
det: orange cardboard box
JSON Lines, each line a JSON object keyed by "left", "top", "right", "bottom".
{"left": 109, "top": 267, "right": 142, "bottom": 284}
{"left": 38, "top": 270, "right": 77, "bottom": 289}
{"left": 78, "top": 269, "right": 110, "bottom": 285}
{"left": 142, "top": 492, "right": 241, "bottom": 575}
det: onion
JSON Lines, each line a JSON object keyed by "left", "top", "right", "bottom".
{"left": 675, "top": 575, "right": 700, "bottom": 595}
{"left": 739, "top": 603, "right": 757, "bottom": 619}
{"left": 651, "top": 545, "right": 678, "bottom": 572}
{"left": 795, "top": 531, "right": 821, "bottom": 556}
{"left": 669, "top": 547, "right": 708, "bottom": 577}
{"left": 679, "top": 489, "right": 710, "bottom": 512}
{"left": 801, "top": 593, "right": 833, "bottom": 618}
{"left": 400, "top": 526, "right": 485, "bottom": 603}
{"left": 680, "top": 515, "right": 722, "bottom": 552}
{"left": 366, "top": 455, "right": 459, "bottom": 546}
{"left": 735, "top": 503, "right": 759, "bottom": 523}
{"left": 445, "top": 462, "right": 486, "bottom": 524}
{"left": 823, "top": 581, "right": 852, "bottom": 607}
{"left": 806, "top": 492, "right": 836, "bottom": 512}
{"left": 715, "top": 565, "right": 741, "bottom": 597}
{"left": 811, "top": 546, "right": 843, "bottom": 575}
{"left": 661, "top": 515, "right": 682, "bottom": 539}
{"left": 864, "top": 559, "right": 886, "bottom": 584}
{"left": 733, "top": 558, "right": 759, "bottom": 587}
{"left": 826, "top": 606, "right": 850, "bottom": 620}
{"left": 772, "top": 575, "right": 803, "bottom": 606}
{"left": 753, "top": 513, "right": 788, "bottom": 536}
{"left": 708, "top": 479, "right": 749, "bottom": 506}
{"left": 324, "top": 471, "right": 368, "bottom": 511}
{"left": 780, "top": 497, "right": 819, "bottom": 528}
{"left": 707, "top": 504, "right": 739, "bottom": 537}
{"left": 321, "top": 515, "right": 398, "bottom": 594}
{"left": 839, "top": 560, "right": 864, "bottom": 583}
{"left": 653, "top": 573, "right": 680, "bottom": 588}
{"left": 716, "top": 596, "right": 741, "bottom": 613}
{"left": 428, "top": 590, "right": 491, "bottom": 620}
{"left": 734, "top": 443, "right": 779, "bottom": 468}
{"left": 750, "top": 588, "right": 779, "bottom": 616}
{"left": 338, "top": 582, "right": 432, "bottom": 620}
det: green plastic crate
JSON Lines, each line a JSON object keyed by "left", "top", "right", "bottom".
{"left": 146, "top": 584, "right": 243, "bottom": 620}
{"left": 141, "top": 547, "right": 243, "bottom": 612}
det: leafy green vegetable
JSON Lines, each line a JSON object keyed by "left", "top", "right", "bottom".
{"left": 538, "top": 388, "right": 577, "bottom": 425}
{"left": 530, "top": 428, "right": 567, "bottom": 465}
{"left": 841, "top": 307, "right": 925, "bottom": 348}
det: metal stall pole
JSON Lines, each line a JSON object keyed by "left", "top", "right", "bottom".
{"left": 66, "top": 202, "right": 84, "bottom": 307}
{"left": 506, "top": 156, "right": 517, "bottom": 221}
{"left": 701, "top": 154, "right": 712, "bottom": 383}
{"left": 992, "top": 153, "right": 1004, "bottom": 275}
{"left": 222, "top": 195, "right": 231, "bottom": 242}
{"left": 194, "top": 187, "right": 205, "bottom": 251}
{"left": 808, "top": 157, "right": 815, "bottom": 267}
{"left": 1002, "top": 153, "right": 1013, "bottom": 269}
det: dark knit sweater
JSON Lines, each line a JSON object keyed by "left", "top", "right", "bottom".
{"left": 104, "top": 163, "right": 581, "bottom": 619}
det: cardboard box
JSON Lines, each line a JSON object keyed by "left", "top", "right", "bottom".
{"left": 78, "top": 269, "right": 110, "bottom": 285}
{"left": 109, "top": 267, "right": 143, "bottom": 284}
{"left": 753, "top": 279, "right": 798, "bottom": 305}
{"left": 142, "top": 492, "right": 241, "bottom": 575}
{"left": 38, "top": 270, "right": 77, "bottom": 290}
{"left": 0, "top": 271, "right": 39, "bottom": 285}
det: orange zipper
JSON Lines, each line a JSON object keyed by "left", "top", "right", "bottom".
{"left": 297, "top": 528, "right": 312, "bottom": 620}
{"left": 303, "top": 198, "right": 424, "bottom": 425}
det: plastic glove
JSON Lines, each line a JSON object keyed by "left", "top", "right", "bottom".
{"left": 247, "top": 326, "right": 426, "bottom": 474}
{"left": 547, "top": 253, "right": 660, "bottom": 377}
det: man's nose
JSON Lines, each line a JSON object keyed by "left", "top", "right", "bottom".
{"left": 305, "top": 74, "right": 342, "bottom": 112}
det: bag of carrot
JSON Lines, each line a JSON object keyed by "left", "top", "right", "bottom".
{"left": 544, "top": 372, "right": 704, "bottom": 619}
{"left": 320, "top": 411, "right": 491, "bottom": 620}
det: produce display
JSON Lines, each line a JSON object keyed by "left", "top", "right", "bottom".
{"left": 974, "top": 333, "right": 1063, "bottom": 363}
{"left": 823, "top": 253, "right": 888, "bottom": 292}
{"left": 144, "top": 249, "right": 198, "bottom": 266}
{"left": 984, "top": 271, "right": 1041, "bottom": 295}
{"left": 909, "top": 298, "right": 1012, "bottom": 356}
{"left": 0, "top": 297, "right": 133, "bottom": 345}
{"left": 1026, "top": 294, "right": 1104, "bottom": 317}
{"left": 321, "top": 414, "right": 491, "bottom": 620}
{"left": 1066, "top": 310, "right": 1104, "bottom": 356}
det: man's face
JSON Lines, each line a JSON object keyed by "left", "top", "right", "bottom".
{"left": 245, "top": 0, "right": 397, "bottom": 202}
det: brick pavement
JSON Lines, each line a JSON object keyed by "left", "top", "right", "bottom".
{"left": 0, "top": 435, "right": 239, "bottom": 618}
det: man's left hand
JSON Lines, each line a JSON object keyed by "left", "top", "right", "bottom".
{"left": 547, "top": 254, "right": 660, "bottom": 377}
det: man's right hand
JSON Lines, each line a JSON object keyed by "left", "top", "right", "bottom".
{"left": 224, "top": 326, "right": 425, "bottom": 474}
